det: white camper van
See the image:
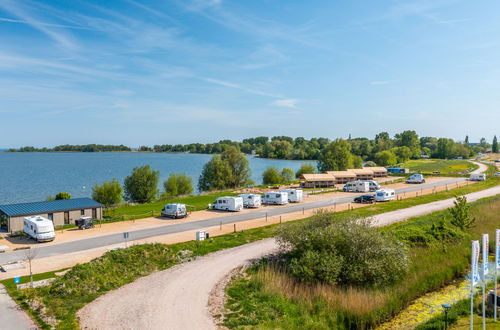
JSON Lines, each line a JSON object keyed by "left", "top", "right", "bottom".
{"left": 469, "top": 173, "right": 486, "bottom": 181}
{"left": 406, "top": 174, "right": 425, "bottom": 184}
{"left": 23, "top": 216, "right": 56, "bottom": 242}
{"left": 238, "top": 194, "right": 262, "bottom": 208}
{"left": 363, "top": 180, "right": 381, "bottom": 191}
{"left": 343, "top": 181, "right": 370, "bottom": 193}
{"left": 280, "top": 189, "right": 303, "bottom": 203}
{"left": 211, "top": 196, "right": 243, "bottom": 212}
{"left": 161, "top": 203, "right": 187, "bottom": 219}
{"left": 375, "top": 189, "right": 396, "bottom": 202}
{"left": 262, "top": 192, "right": 289, "bottom": 205}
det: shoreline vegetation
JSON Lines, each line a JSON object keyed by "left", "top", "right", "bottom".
{"left": 6, "top": 130, "right": 495, "bottom": 161}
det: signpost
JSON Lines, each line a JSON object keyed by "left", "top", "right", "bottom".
{"left": 123, "top": 232, "right": 129, "bottom": 247}
{"left": 13, "top": 276, "right": 20, "bottom": 284}
{"left": 471, "top": 240, "right": 480, "bottom": 330}
{"left": 482, "top": 234, "right": 489, "bottom": 330}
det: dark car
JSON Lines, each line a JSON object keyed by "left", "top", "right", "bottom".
{"left": 354, "top": 194, "right": 375, "bottom": 204}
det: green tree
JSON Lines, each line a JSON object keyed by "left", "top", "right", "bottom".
{"left": 391, "top": 146, "right": 412, "bottom": 163}
{"left": 281, "top": 168, "right": 295, "bottom": 184}
{"left": 220, "top": 146, "right": 251, "bottom": 187}
{"left": 124, "top": 165, "right": 160, "bottom": 203}
{"left": 198, "top": 155, "right": 233, "bottom": 191}
{"left": 374, "top": 150, "right": 397, "bottom": 166}
{"left": 352, "top": 155, "right": 363, "bottom": 168}
{"left": 295, "top": 163, "right": 317, "bottom": 178}
{"left": 262, "top": 167, "right": 282, "bottom": 185}
{"left": 317, "top": 139, "right": 353, "bottom": 172}
{"left": 92, "top": 179, "right": 123, "bottom": 207}
{"left": 448, "top": 196, "right": 475, "bottom": 230}
{"left": 395, "top": 130, "right": 420, "bottom": 158}
{"left": 55, "top": 192, "right": 71, "bottom": 200}
{"left": 493, "top": 135, "right": 498, "bottom": 153}
{"left": 163, "top": 174, "right": 193, "bottom": 197}
{"left": 464, "top": 135, "right": 469, "bottom": 146}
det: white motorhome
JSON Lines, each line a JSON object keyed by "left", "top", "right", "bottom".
{"left": 362, "top": 180, "right": 381, "bottom": 191}
{"left": 280, "top": 189, "right": 303, "bottom": 203}
{"left": 262, "top": 192, "right": 289, "bottom": 205}
{"left": 343, "top": 181, "right": 370, "bottom": 193}
{"left": 375, "top": 189, "right": 396, "bottom": 202}
{"left": 210, "top": 196, "right": 243, "bottom": 212}
{"left": 469, "top": 173, "right": 486, "bottom": 181}
{"left": 161, "top": 203, "right": 187, "bottom": 219}
{"left": 23, "top": 216, "right": 55, "bottom": 242}
{"left": 238, "top": 194, "right": 262, "bottom": 208}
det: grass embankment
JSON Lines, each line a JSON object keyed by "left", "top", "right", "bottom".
{"left": 222, "top": 195, "right": 500, "bottom": 329}
{"left": 2, "top": 177, "right": 498, "bottom": 329}
{"left": 400, "top": 159, "right": 477, "bottom": 175}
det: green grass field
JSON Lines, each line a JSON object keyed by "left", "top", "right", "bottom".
{"left": 400, "top": 159, "right": 477, "bottom": 175}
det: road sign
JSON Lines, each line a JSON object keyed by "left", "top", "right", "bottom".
{"left": 123, "top": 232, "right": 129, "bottom": 239}
{"left": 14, "top": 276, "right": 20, "bottom": 284}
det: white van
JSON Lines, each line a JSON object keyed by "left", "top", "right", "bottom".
{"left": 362, "top": 180, "right": 381, "bottom": 192}
{"left": 262, "top": 192, "right": 289, "bottom": 205}
{"left": 161, "top": 203, "right": 187, "bottom": 219}
{"left": 375, "top": 189, "right": 396, "bottom": 202}
{"left": 23, "top": 216, "right": 56, "bottom": 242}
{"left": 406, "top": 174, "right": 425, "bottom": 184}
{"left": 469, "top": 173, "right": 486, "bottom": 181}
{"left": 238, "top": 194, "right": 262, "bottom": 208}
{"left": 210, "top": 196, "right": 243, "bottom": 212}
{"left": 280, "top": 189, "right": 303, "bottom": 203}
{"left": 343, "top": 181, "right": 370, "bottom": 193}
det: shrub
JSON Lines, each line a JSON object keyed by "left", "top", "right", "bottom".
{"left": 123, "top": 165, "right": 160, "bottom": 203}
{"left": 55, "top": 192, "right": 71, "bottom": 200}
{"left": 163, "top": 174, "right": 193, "bottom": 197}
{"left": 449, "top": 196, "right": 475, "bottom": 230}
{"left": 295, "top": 163, "right": 317, "bottom": 178}
{"left": 262, "top": 167, "right": 282, "bottom": 185}
{"left": 92, "top": 179, "right": 123, "bottom": 207}
{"left": 280, "top": 168, "right": 294, "bottom": 184}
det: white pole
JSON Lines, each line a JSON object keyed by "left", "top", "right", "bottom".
{"left": 483, "top": 280, "right": 486, "bottom": 330}
{"left": 471, "top": 276, "right": 474, "bottom": 330}
{"left": 495, "top": 267, "right": 498, "bottom": 322}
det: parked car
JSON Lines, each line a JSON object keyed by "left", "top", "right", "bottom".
{"left": 495, "top": 172, "right": 500, "bottom": 177}
{"left": 354, "top": 194, "right": 375, "bottom": 204}
{"left": 406, "top": 174, "right": 425, "bottom": 184}
{"left": 75, "top": 216, "right": 94, "bottom": 230}
{"left": 161, "top": 203, "right": 187, "bottom": 219}
{"left": 469, "top": 173, "right": 487, "bottom": 181}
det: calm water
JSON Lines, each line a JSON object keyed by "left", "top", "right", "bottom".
{"left": 0, "top": 152, "right": 314, "bottom": 205}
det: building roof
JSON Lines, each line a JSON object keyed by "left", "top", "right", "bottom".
{"left": 364, "top": 166, "right": 388, "bottom": 173}
{"left": 348, "top": 168, "right": 374, "bottom": 175}
{"left": 326, "top": 171, "right": 357, "bottom": 178}
{"left": 0, "top": 198, "right": 102, "bottom": 217}
{"left": 300, "top": 173, "right": 336, "bottom": 181}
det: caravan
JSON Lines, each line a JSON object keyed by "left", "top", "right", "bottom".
{"left": 23, "top": 216, "right": 56, "bottom": 242}
{"left": 262, "top": 192, "right": 289, "bottom": 205}
{"left": 280, "top": 189, "right": 303, "bottom": 203}
{"left": 363, "top": 180, "right": 381, "bottom": 191}
{"left": 375, "top": 189, "right": 396, "bottom": 202}
{"left": 161, "top": 203, "right": 187, "bottom": 219}
{"left": 469, "top": 173, "right": 486, "bottom": 181}
{"left": 210, "top": 196, "right": 244, "bottom": 212}
{"left": 343, "top": 181, "right": 370, "bottom": 193}
{"left": 238, "top": 194, "right": 262, "bottom": 208}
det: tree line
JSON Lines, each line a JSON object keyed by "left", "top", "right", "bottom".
{"left": 9, "top": 144, "right": 131, "bottom": 152}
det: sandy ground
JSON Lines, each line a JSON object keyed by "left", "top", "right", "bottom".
{"left": 78, "top": 184, "right": 500, "bottom": 330}
{"left": 78, "top": 239, "right": 278, "bottom": 330}
{"left": 0, "top": 177, "right": 474, "bottom": 280}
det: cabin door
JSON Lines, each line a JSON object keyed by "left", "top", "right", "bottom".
{"left": 64, "top": 211, "right": 70, "bottom": 225}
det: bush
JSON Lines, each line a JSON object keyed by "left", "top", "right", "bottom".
{"left": 163, "top": 174, "right": 193, "bottom": 197}
{"left": 449, "top": 196, "right": 475, "bottom": 230}
{"left": 55, "top": 192, "right": 71, "bottom": 200}
{"left": 280, "top": 168, "right": 294, "bottom": 184}
{"left": 123, "top": 165, "right": 160, "bottom": 203}
{"left": 262, "top": 167, "right": 282, "bottom": 185}
{"left": 276, "top": 213, "right": 409, "bottom": 287}
{"left": 295, "top": 163, "right": 317, "bottom": 178}
{"left": 92, "top": 179, "right": 123, "bottom": 207}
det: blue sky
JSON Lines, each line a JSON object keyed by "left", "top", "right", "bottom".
{"left": 0, "top": 0, "right": 499, "bottom": 147}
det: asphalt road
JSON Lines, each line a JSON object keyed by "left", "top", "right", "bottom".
{"left": 0, "top": 284, "right": 37, "bottom": 330}
{"left": 0, "top": 177, "right": 465, "bottom": 265}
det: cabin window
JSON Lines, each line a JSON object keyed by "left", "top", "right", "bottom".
{"left": 64, "top": 211, "right": 70, "bottom": 225}
{"left": 80, "top": 210, "right": 85, "bottom": 216}
{"left": 48, "top": 213, "right": 53, "bottom": 221}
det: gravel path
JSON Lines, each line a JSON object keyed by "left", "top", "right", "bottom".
{"left": 0, "top": 284, "right": 38, "bottom": 330}
{"left": 470, "top": 160, "right": 488, "bottom": 174}
{"left": 79, "top": 185, "right": 500, "bottom": 330}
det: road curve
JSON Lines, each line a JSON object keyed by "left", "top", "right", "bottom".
{"left": 78, "top": 239, "right": 278, "bottom": 330}
{"left": 470, "top": 161, "right": 488, "bottom": 174}
{"left": 78, "top": 185, "right": 500, "bottom": 330}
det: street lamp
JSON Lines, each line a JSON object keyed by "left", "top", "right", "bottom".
{"left": 442, "top": 303, "right": 452, "bottom": 329}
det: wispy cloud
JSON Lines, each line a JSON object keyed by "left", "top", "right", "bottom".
{"left": 272, "top": 99, "right": 299, "bottom": 109}
{"left": 200, "top": 77, "right": 282, "bottom": 98}
{"left": 0, "top": 17, "right": 90, "bottom": 30}
{"left": 369, "top": 81, "right": 389, "bottom": 85}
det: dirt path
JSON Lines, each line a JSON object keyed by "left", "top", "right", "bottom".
{"left": 78, "top": 185, "right": 500, "bottom": 330}
{"left": 78, "top": 239, "right": 278, "bottom": 330}
{"left": 471, "top": 161, "right": 488, "bottom": 174}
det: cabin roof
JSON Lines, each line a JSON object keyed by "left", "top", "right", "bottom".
{"left": 325, "top": 171, "right": 357, "bottom": 178}
{"left": 0, "top": 198, "right": 102, "bottom": 217}
{"left": 300, "top": 173, "right": 336, "bottom": 181}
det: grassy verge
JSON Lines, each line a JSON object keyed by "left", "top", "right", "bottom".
{"left": 222, "top": 195, "right": 500, "bottom": 329}
{"left": 400, "top": 159, "right": 478, "bottom": 175}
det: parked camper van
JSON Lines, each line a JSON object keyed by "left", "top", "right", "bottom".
{"left": 262, "top": 192, "right": 289, "bottom": 205}
{"left": 280, "top": 189, "right": 303, "bottom": 203}
{"left": 238, "top": 194, "right": 262, "bottom": 208}
{"left": 362, "top": 180, "right": 381, "bottom": 191}
{"left": 210, "top": 196, "right": 243, "bottom": 212}
{"left": 375, "top": 189, "right": 396, "bottom": 202}
{"left": 469, "top": 173, "right": 486, "bottom": 181}
{"left": 23, "top": 216, "right": 55, "bottom": 242}
{"left": 343, "top": 181, "right": 370, "bottom": 193}
{"left": 161, "top": 203, "right": 187, "bottom": 219}
{"left": 406, "top": 174, "right": 426, "bottom": 184}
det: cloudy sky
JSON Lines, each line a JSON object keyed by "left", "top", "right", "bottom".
{"left": 0, "top": 0, "right": 499, "bottom": 147}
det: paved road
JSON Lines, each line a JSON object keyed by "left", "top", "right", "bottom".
{"left": 470, "top": 161, "right": 488, "bottom": 174}
{"left": 0, "top": 178, "right": 465, "bottom": 264}
{"left": 78, "top": 184, "right": 500, "bottom": 330}
{"left": 0, "top": 284, "right": 38, "bottom": 330}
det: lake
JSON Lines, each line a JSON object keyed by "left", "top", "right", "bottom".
{"left": 0, "top": 152, "right": 315, "bottom": 205}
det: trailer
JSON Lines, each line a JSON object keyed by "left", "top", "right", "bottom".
{"left": 374, "top": 189, "right": 396, "bottom": 202}
{"left": 23, "top": 216, "right": 55, "bottom": 242}
{"left": 343, "top": 180, "right": 370, "bottom": 193}
{"left": 161, "top": 203, "right": 187, "bottom": 218}
{"left": 210, "top": 196, "right": 243, "bottom": 212}
{"left": 262, "top": 192, "right": 289, "bottom": 205}
{"left": 280, "top": 189, "right": 303, "bottom": 203}
{"left": 469, "top": 173, "right": 486, "bottom": 181}
{"left": 238, "top": 194, "right": 262, "bottom": 208}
